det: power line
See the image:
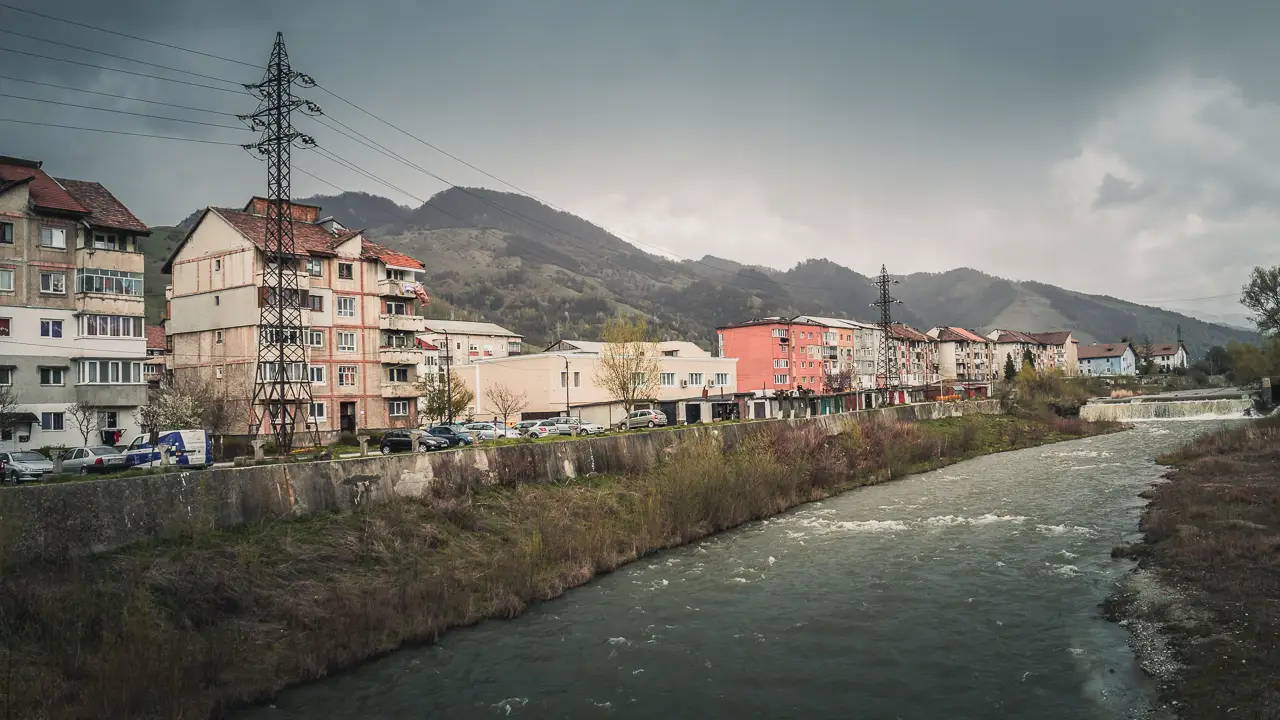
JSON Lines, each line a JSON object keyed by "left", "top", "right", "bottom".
{"left": 0, "top": 74, "right": 238, "bottom": 115}
{"left": 0, "top": 1, "right": 261, "bottom": 69}
{"left": 0, "top": 117, "right": 244, "bottom": 145}
{"left": 0, "top": 47, "right": 249, "bottom": 95}
{"left": 0, "top": 90, "right": 250, "bottom": 131}
{"left": 0, "top": 26, "right": 250, "bottom": 87}
{"left": 1138, "top": 292, "right": 1240, "bottom": 305}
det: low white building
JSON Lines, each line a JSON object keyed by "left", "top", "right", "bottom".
{"left": 1148, "top": 343, "right": 1189, "bottom": 373}
{"left": 419, "top": 319, "right": 523, "bottom": 369}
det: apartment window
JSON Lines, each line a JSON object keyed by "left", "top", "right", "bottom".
{"left": 387, "top": 367, "right": 409, "bottom": 383}
{"left": 214, "top": 295, "right": 220, "bottom": 306}
{"left": 336, "top": 296, "right": 356, "bottom": 317}
{"left": 388, "top": 399, "right": 409, "bottom": 417}
{"left": 213, "top": 258, "right": 222, "bottom": 272}
{"left": 305, "top": 258, "right": 323, "bottom": 277}
{"left": 0, "top": 222, "right": 12, "bottom": 243}
{"left": 40, "top": 412, "right": 64, "bottom": 431}
{"left": 76, "top": 268, "right": 142, "bottom": 296}
{"left": 0, "top": 368, "right": 11, "bottom": 385}
{"left": 309, "top": 365, "right": 326, "bottom": 384}
{"left": 688, "top": 372, "right": 704, "bottom": 386}
{"left": 39, "top": 367, "right": 64, "bottom": 386}
{"left": 40, "top": 272, "right": 66, "bottom": 294}
{"left": 573, "top": 371, "right": 581, "bottom": 387}
{"left": 215, "top": 366, "right": 224, "bottom": 380}
{"left": 83, "top": 315, "right": 144, "bottom": 337}
{"left": 215, "top": 330, "right": 224, "bottom": 345}
{"left": 92, "top": 233, "right": 121, "bottom": 251}
{"left": 309, "top": 402, "right": 327, "bottom": 421}
{"left": 307, "top": 294, "right": 324, "bottom": 312}
{"left": 337, "top": 331, "right": 356, "bottom": 352}
{"left": 715, "top": 373, "right": 730, "bottom": 386}
{"left": 773, "top": 359, "right": 788, "bottom": 369}
{"left": 309, "top": 330, "right": 324, "bottom": 347}
{"left": 39, "top": 319, "right": 63, "bottom": 338}
{"left": 385, "top": 301, "right": 407, "bottom": 315}
{"left": 0, "top": 318, "right": 9, "bottom": 337}
{"left": 337, "top": 365, "right": 357, "bottom": 386}
{"left": 383, "top": 332, "right": 409, "bottom": 348}
{"left": 560, "top": 371, "right": 567, "bottom": 388}
{"left": 78, "top": 360, "right": 143, "bottom": 384}
{"left": 256, "top": 362, "right": 305, "bottom": 383}
{"left": 97, "top": 411, "right": 119, "bottom": 429}
{"left": 660, "top": 372, "right": 675, "bottom": 386}
{"left": 39, "top": 227, "right": 66, "bottom": 249}
{"left": 774, "top": 374, "right": 789, "bottom": 385}
{"left": 0, "top": 269, "right": 11, "bottom": 292}
{"left": 771, "top": 328, "right": 788, "bottom": 338}
{"left": 337, "top": 262, "right": 354, "bottom": 280}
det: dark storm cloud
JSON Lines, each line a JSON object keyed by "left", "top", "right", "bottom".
{"left": 1093, "top": 174, "right": 1154, "bottom": 208}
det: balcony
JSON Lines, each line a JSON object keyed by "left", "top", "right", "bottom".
{"left": 76, "top": 383, "right": 148, "bottom": 407}
{"left": 379, "top": 347, "right": 423, "bottom": 365}
{"left": 377, "top": 278, "right": 420, "bottom": 298}
{"left": 255, "top": 269, "right": 310, "bottom": 290}
{"left": 379, "top": 314, "right": 426, "bottom": 332}
{"left": 380, "top": 381, "right": 418, "bottom": 398}
{"left": 75, "top": 292, "right": 143, "bottom": 316}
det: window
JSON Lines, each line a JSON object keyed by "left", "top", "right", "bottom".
{"left": 0, "top": 222, "right": 12, "bottom": 243}
{"left": 387, "top": 367, "right": 409, "bottom": 383}
{"left": 383, "top": 332, "right": 409, "bottom": 348}
{"left": 385, "top": 301, "right": 407, "bottom": 315}
{"left": 0, "top": 269, "right": 11, "bottom": 292}
{"left": 338, "top": 365, "right": 357, "bottom": 386}
{"left": 388, "top": 399, "right": 410, "bottom": 417}
{"left": 215, "top": 330, "right": 224, "bottom": 344}
{"left": 337, "top": 262, "right": 354, "bottom": 280}
{"left": 256, "top": 362, "right": 305, "bottom": 383}
{"left": 214, "top": 295, "right": 220, "bottom": 306}
{"left": 39, "top": 367, "right": 64, "bottom": 386}
{"left": 213, "top": 258, "right": 222, "bottom": 271}
{"left": 39, "top": 319, "right": 62, "bottom": 338}
{"left": 0, "top": 318, "right": 9, "bottom": 337}
{"left": 215, "top": 366, "right": 224, "bottom": 380}
{"left": 305, "top": 258, "right": 323, "bottom": 277}
{"left": 309, "top": 331, "right": 324, "bottom": 347}
{"left": 336, "top": 296, "right": 356, "bottom": 317}
{"left": 631, "top": 372, "right": 647, "bottom": 387}
{"left": 560, "top": 371, "right": 567, "bottom": 388}
{"left": 309, "top": 365, "right": 326, "bottom": 384}
{"left": 97, "top": 411, "right": 119, "bottom": 429}
{"left": 337, "top": 331, "right": 356, "bottom": 352}
{"left": 773, "top": 359, "right": 788, "bottom": 369}
{"left": 76, "top": 268, "right": 142, "bottom": 295}
{"left": 40, "top": 272, "right": 66, "bottom": 294}
{"left": 92, "top": 233, "right": 120, "bottom": 250}
{"left": 687, "top": 373, "right": 704, "bottom": 386}
{"left": 0, "top": 368, "right": 11, "bottom": 385}
{"left": 310, "top": 402, "right": 326, "bottom": 420}
{"left": 774, "top": 374, "right": 789, "bottom": 385}
{"left": 715, "top": 373, "right": 730, "bottom": 386}
{"left": 573, "top": 371, "right": 581, "bottom": 387}
{"left": 40, "top": 412, "right": 64, "bottom": 431}
{"left": 83, "top": 315, "right": 144, "bottom": 338}
{"left": 660, "top": 372, "right": 676, "bottom": 386}
{"left": 39, "top": 227, "right": 66, "bottom": 249}
{"left": 771, "top": 328, "right": 788, "bottom": 338}
{"left": 307, "top": 294, "right": 324, "bottom": 312}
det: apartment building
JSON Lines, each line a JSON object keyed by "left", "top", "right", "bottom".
{"left": 716, "top": 317, "right": 827, "bottom": 394}
{"left": 792, "top": 316, "right": 881, "bottom": 390}
{"left": 888, "top": 324, "right": 938, "bottom": 389}
{"left": 164, "top": 198, "right": 427, "bottom": 437}
{"left": 1147, "top": 343, "right": 1188, "bottom": 373}
{"left": 927, "top": 326, "right": 997, "bottom": 391}
{"left": 0, "top": 156, "right": 150, "bottom": 450}
{"left": 418, "top": 319, "right": 522, "bottom": 376}
{"left": 986, "top": 329, "right": 1080, "bottom": 376}
{"left": 144, "top": 324, "right": 166, "bottom": 388}
{"left": 1077, "top": 343, "right": 1137, "bottom": 376}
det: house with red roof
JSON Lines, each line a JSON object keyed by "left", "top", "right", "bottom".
{"left": 926, "top": 326, "right": 997, "bottom": 395}
{"left": 0, "top": 155, "right": 151, "bottom": 450}
{"left": 163, "top": 197, "right": 428, "bottom": 437}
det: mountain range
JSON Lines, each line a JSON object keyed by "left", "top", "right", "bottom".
{"left": 143, "top": 188, "right": 1258, "bottom": 359}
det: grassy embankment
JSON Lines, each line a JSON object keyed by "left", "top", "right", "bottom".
{"left": 1112, "top": 417, "right": 1280, "bottom": 717}
{"left": 0, "top": 412, "right": 1115, "bottom": 719}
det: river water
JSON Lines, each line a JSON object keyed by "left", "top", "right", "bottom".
{"left": 240, "top": 421, "right": 1233, "bottom": 720}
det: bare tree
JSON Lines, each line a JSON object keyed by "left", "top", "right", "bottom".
{"left": 0, "top": 384, "right": 20, "bottom": 446}
{"left": 139, "top": 370, "right": 251, "bottom": 455}
{"left": 823, "top": 368, "right": 855, "bottom": 394}
{"left": 65, "top": 401, "right": 100, "bottom": 446}
{"left": 484, "top": 382, "right": 528, "bottom": 427}
{"left": 415, "top": 369, "right": 474, "bottom": 425}
{"left": 594, "top": 315, "right": 661, "bottom": 415}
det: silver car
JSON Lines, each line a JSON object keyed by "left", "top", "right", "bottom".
{"left": 0, "top": 450, "right": 54, "bottom": 483}
{"left": 463, "top": 422, "right": 521, "bottom": 440}
{"left": 60, "top": 446, "right": 130, "bottom": 475}
{"left": 619, "top": 409, "right": 668, "bottom": 430}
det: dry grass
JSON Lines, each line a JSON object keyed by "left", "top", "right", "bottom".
{"left": 0, "top": 413, "right": 1112, "bottom": 719}
{"left": 1126, "top": 417, "right": 1280, "bottom": 717}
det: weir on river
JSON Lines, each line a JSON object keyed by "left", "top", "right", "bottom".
{"left": 1079, "top": 397, "right": 1252, "bottom": 421}
{"left": 237, "top": 421, "right": 1238, "bottom": 720}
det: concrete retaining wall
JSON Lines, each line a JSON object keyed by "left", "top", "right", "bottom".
{"left": 0, "top": 400, "right": 1000, "bottom": 559}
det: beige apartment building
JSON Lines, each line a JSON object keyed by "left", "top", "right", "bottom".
{"left": 458, "top": 338, "right": 739, "bottom": 426}
{"left": 986, "top": 329, "right": 1080, "bottom": 376}
{"left": 927, "top": 326, "right": 998, "bottom": 392}
{"left": 164, "top": 198, "right": 427, "bottom": 437}
{"left": 417, "top": 318, "right": 522, "bottom": 378}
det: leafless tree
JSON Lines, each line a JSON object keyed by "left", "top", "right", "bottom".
{"left": 65, "top": 400, "right": 100, "bottom": 446}
{"left": 484, "top": 382, "right": 529, "bottom": 426}
{"left": 594, "top": 315, "right": 661, "bottom": 414}
{"left": 415, "top": 369, "right": 474, "bottom": 424}
{"left": 0, "top": 384, "right": 20, "bottom": 445}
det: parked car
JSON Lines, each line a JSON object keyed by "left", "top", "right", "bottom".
{"left": 525, "top": 419, "right": 562, "bottom": 438}
{"left": 552, "top": 417, "right": 583, "bottom": 435}
{"left": 577, "top": 421, "right": 607, "bottom": 435}
{"left": 427, "top": 425, "right": 475, "bottom": 447}
{"left": 512, "top": 420, "right": 539, "bottom": 435}
{"left": 463, "top": 422, "right": 521, "bottom": 440}
{"left": 618, "top": 409, "right": 668, "bottom": 430}
{"left": 124, "top": 429, "right": 214, "bottom": 468}
{"left": 0, "top": 451, "right": 53, "bottom": 483}
{"left": 60, "top": 446, "right": 130, "bottom": 475}
{"left": 379, "top": 429, "right": 449, "bottom": 454}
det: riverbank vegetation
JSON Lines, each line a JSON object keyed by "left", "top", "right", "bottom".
{"left": 1112, "top": 417, "right": 1280, "bottom": 717}
{"left": 0, "top": 413, "right": 1116, "bottom": 719}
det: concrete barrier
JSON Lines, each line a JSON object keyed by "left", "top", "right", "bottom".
{"left": 0, "top": 400, "right": 1000, "bottom": 559}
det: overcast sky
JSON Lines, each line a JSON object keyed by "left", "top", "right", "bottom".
{"left": 4, "top": 0, "right": 1278, "bottom": 327}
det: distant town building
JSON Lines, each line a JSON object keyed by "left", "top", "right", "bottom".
{"left": 0, "top": 155, "right": 150, "bottom": 450}
{"left": 888, "top": 324, "right": 939, "bottom": 392}
{"left": 985, "top": 329, "right": 1080, "bottom": 376}
{"left": 144, "top": 324, "right": 167, "bottom": 388}
{"left": 418, "top": 318, "right": 522, "bottom": 378}
{"left": 1146, "top": 343, "right": 1189, "bottom": 373}
{"left": 1077, "top": 343, "right": 1137, "bottom": 376}
{"left": 715, "top": 317, "right": 829, "bottom": 395}
{"left": 927, "top": 327, "right": 996, "bottom": 395}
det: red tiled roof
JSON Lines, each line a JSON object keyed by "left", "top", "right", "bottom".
{"left": 1029, "top": 331, "right": 1074, "bottom": 345}
{"left": 57, "top": 178, "right": 149, "bottom": 233}
{"left": 717, "top": 316, "right": 826, "bottom": 331}
{"left": 361, "top": 240, "right": 424, "bottom": 270}
{"left": 991, "top": 329, "right": 1040, "bottom": 344}
{"left": 213, "top": 208, "right": 345, "bottom": 256}
{"left": 415, "top": 338, "right": 439, "bottom": 351}
{"left": 889, "top": 324, "right": 931, "bottom": 342}
{"left": 0, "top": 156, "right": 89, "bottom": 216}
{"left": 145, "top": 325, "right": 166, "bottom": 350}
{"left": 1078, "top": 343, "right": 1131, "bottom": 360}
{"left": 935, "top": 326, "right": 987, "bottom": 343}
{"left": 1148, "top": 344, "right": 1183, "bottom": 357}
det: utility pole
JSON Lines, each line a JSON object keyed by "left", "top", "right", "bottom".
{"left": 555, "top": 354, "right": 571, "bottom": 417}
{"left": 871, "top": 265, "right": 902, "bottom": 406}
{"left": 443, "top": 330, "right": 452, "bottom": 424}
{"left": 242, "top": 32, "right": 320, "bottom": 453}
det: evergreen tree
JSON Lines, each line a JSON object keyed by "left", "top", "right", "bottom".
{"left": 1003, "top": 353, "right": 1017, "bottom": 381}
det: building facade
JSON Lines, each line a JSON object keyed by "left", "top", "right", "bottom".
{"left": 927, "top": 327, "right": 997, "bottom": 390}
{"left": 164, "top": 198, "right": 427, "bottom": 438}
{"left": 0, "top": 156, "right": 150, "bottom": 450}
{"left": 1147, "top": 343, "right": 1189, "bottom": 373}
{"left": 716, "top": 317, "right": 826, "bottom": 395}
{"left": 144, "top": 324, "right": 166, "bottom": 388}
{"left": 1077, "top": 343, "right": 1137, "bottom": 376}
{"left": 418, "top": 318, "right": 522, "bottom": 378}
{"left": 987, "top": 329, "right": 1080, "bottom": 376}
{"left": 888, "top": 324, "right": 938, "bottom": 389}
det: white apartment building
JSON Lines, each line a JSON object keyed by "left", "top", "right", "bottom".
{"left": 418, "top": 319, "right": 522, "bottom": 373}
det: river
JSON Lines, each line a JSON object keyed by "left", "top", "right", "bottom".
{"left": 239, "top": 421, "right": 1233, "bottom": 720}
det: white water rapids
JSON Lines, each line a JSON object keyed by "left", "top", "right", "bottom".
{"left": 1079, "top": 397, "right": 1251, "bottom": 421}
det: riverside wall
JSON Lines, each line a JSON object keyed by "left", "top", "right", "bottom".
{"left": 0, "top": 400, "right": 1000, "bottom": 559}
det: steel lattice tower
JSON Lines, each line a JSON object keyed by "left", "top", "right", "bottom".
{"left": 871, "top": 265, "right": 902, "bottom": 404}
{"left": 242, "top": 33, "right": 321, "bottom": 452}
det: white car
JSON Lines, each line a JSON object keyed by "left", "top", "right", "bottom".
{"left": 463, "top": 422, "right": 521, "bottom": 440}
{"left": 526, "top": 420, "right": 561, "bottom": 438}
{"left": 576, "top": 421, "right": 606, "bottom": 435}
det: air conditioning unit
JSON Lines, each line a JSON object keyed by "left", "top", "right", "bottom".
{"left": 680, "top": 380, "right": 688, "bottom": 388}
{"left": 705, "top": 380, "right": 714, "bottom": 388}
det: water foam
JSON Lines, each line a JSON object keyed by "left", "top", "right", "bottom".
{"left": 1036, "top": 524, "right": 1098, "bottom": 537}
{"left": 920, "top": 514, "right": 1028, "bottom": 527}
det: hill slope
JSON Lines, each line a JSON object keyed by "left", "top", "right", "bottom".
{"left": 142, "top": 189, "right": 1257, "bottom": 356}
